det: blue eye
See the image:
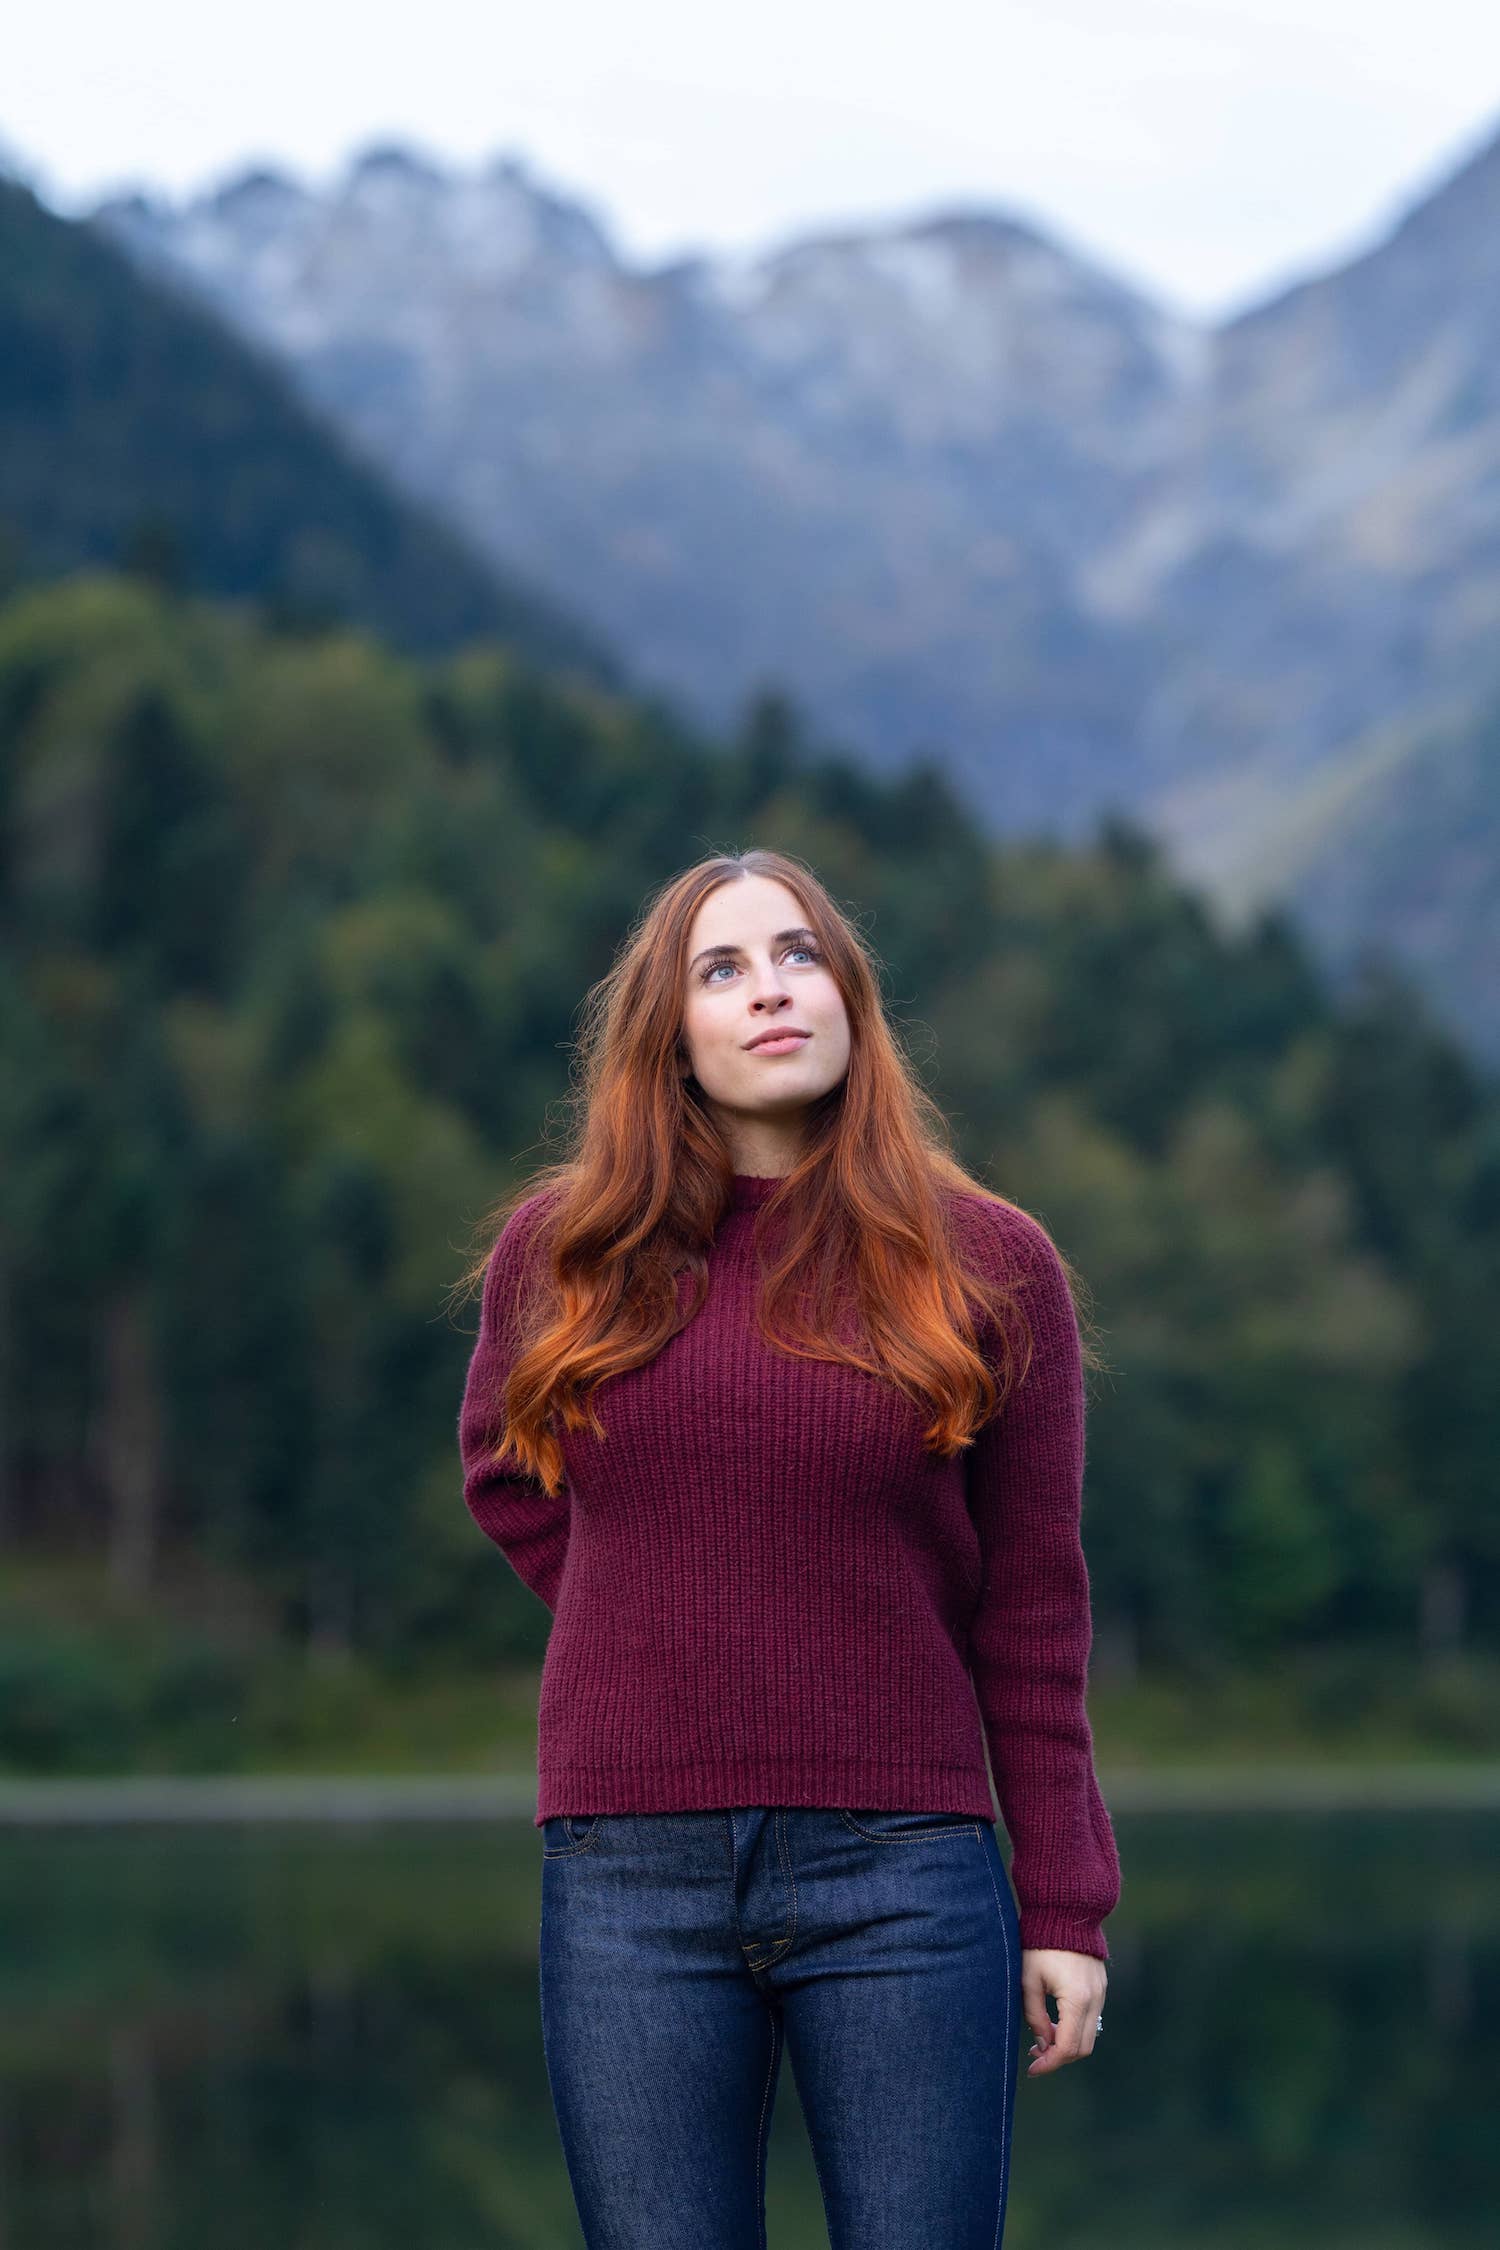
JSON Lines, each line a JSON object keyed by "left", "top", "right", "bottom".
{"left": 699, "top": 942, "right": 823, "bottom": 985}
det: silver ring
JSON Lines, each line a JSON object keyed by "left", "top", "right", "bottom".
{"left": 1096, "top": 2015, "right": 1104, "bottom": 2033}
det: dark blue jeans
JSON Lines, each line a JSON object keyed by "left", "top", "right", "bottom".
{"left": 538, "top": 1805, "right": 1022, "bottom": 2248}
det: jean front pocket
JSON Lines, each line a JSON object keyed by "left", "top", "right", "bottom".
{"left": 837, "top": 1807, "right": 982, "bottom": 1843}
{"left": 541, "top": 1812, "right": 605, "bottom": 1858}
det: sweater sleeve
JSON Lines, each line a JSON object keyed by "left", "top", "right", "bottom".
{"left": 963, "top": 1203, "right": 1121, "bottom": 1961}
{"left": 457, "top": 1192, "right": 571, "bottom": 1614}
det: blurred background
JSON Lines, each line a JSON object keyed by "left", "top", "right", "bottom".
{"left": 2, "top": 4, "right": 1498, "bottom": 2244}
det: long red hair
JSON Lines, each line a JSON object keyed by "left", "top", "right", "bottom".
{"left": 455, "top": 847, "right": 1096, "bottom": 1497}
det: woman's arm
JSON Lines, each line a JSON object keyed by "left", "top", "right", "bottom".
{"left": 963, "top": 1203, "right": 1121, "bottom": 1961}
{"left": 457, "top": 1192, "right": 571, "bottom": 1614}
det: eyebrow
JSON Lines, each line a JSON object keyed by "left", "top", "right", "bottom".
{"left": 688, "top": 926, "right": 820, "bottom": 972}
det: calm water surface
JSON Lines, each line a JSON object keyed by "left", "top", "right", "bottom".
{"left": 2, "top": 1807, "right": 1494, "bottom": 2248}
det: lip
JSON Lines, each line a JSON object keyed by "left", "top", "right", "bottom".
{"left": 744, "top": 1028, "right": 811, "bottom": 1053}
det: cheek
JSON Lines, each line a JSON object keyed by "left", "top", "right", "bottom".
{"left": 814, "top": 984, "right": 851, "bottom": 1044}
{"left": 681, "top": 993, "right": 731, "bottom": 1063}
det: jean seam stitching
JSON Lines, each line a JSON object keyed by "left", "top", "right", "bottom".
{"left": 753, "top": 2003, "right": 782, "bottom": 2248}
{"left": 725, "top": 1809, "right": 747, "bottom": 1958}
{"left": 771, "top": 1808, "right": 799, "bottom": 1961}
{"left": 977, "top": 1832, "right": 1016, "bottom": 2248}
{"left": 837, "top": 1809, "right": 983, "bottom": 1843}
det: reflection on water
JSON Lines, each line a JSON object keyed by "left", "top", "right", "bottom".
{"left": 1, "top": 1808, "right": 1495, "bottom": 2247}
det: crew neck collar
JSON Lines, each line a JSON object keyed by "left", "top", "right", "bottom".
{"left": 729, "top": 1172, "right": 785, "bottom": 1210}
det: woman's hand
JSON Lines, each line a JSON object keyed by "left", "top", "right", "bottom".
{"left": 1022, "top": 1948, "right": 1107, "bottom": 2075}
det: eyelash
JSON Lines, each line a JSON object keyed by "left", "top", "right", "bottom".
{"left": 699, "top": 942, "right": 824, "bottom": 985}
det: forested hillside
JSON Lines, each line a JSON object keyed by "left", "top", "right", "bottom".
{"left": 2, "top": 567, "right": 1497, "bottom": 1771}
{"left": 0, "top": 174, "right": 619, "bottom": 677}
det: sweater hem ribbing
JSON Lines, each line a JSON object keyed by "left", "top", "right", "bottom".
{"left": 535, "top": 1757, "right": 999, "bottom": 1826}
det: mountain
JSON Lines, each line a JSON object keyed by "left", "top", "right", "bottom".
{"left": 75, "top": 125, "right": 1500, "bottom": 1058}
{"left": 0, "top": 170, "right": 622, "bottom": 677}
{"left": 1086, "top": 117, "right": 1500, "bottom": 819}
{"left": 91, "top": 143, "right": 1192, "bottom": 831}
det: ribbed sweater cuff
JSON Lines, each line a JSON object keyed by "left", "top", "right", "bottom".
{"left": 1017, "top": 1909, "right": 1110, "bottom": 1961}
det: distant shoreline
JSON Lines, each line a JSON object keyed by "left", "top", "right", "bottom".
{"left": 1, "top": 1763, "right": 1498, "bottom": 1822}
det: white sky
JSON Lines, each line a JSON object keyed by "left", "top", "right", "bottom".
{"left": 6, "top": 1, "right": 1500, "bottom": 321}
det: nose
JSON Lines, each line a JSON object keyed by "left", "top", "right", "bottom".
{"left": 748, "top": 966, "right": 795, "bottom": 1009}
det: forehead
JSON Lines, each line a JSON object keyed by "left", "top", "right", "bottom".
{"left": 687, "top": 875, "right": 811, "bottom": 952}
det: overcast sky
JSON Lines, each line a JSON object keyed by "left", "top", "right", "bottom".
{"left": 6, "top": 1, "right": 1500, "bottom": 322}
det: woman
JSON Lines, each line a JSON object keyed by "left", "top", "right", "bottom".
{"left": 457, "top": 846, "right": 1120, "bottom": 2249}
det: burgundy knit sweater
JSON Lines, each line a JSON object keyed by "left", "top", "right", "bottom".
{"left": 458, "top": 1172, "right": 1121, "bottom": 1960}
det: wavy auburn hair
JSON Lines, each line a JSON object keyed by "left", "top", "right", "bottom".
{"left": 455, "top": 846, "right": 1095, "bottom": 1498}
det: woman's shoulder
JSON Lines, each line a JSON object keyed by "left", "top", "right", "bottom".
{"left": 497, "top": 1180, "right": 565, "bottom": 1247}
{"left": 484, "top": 1181, "right": 567, "bottom": 1299}
{"left": 943, "top": 1182, "right": 1062, "bottom": 1284}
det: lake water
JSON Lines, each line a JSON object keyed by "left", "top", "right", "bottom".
{"left": 2, "top": 1806, "right": 1494, "bottom": 2247}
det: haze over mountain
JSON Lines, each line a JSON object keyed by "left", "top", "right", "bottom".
{"left": 76, "top": 128, "right": 1500, "bottom": 1057}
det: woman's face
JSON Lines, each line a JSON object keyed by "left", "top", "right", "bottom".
{"left": 679, "top": 875, "right": 851, "bottom": 1156}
